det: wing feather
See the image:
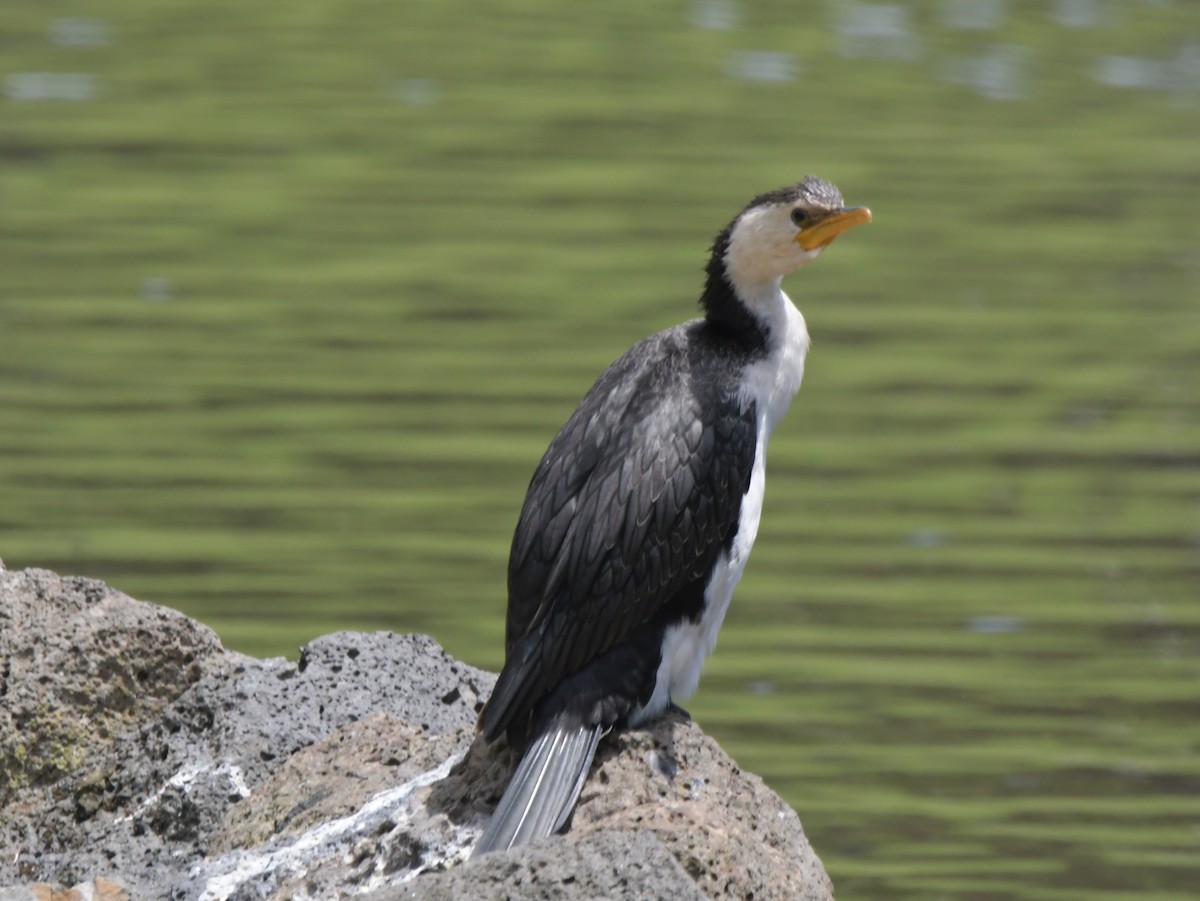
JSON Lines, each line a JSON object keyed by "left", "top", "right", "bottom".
{"left": 481, "top": 322, "right": 758, "bottom": 741}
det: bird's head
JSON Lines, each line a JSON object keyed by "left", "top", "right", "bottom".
{"left": 717, "top": 176, "right": 872, "bottom": 296}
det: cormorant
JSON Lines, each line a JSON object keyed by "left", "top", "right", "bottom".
{"left": 472, "top": 177, "right": 871, "bottom": 856}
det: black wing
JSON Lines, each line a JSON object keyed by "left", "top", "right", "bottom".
{"left": 480, "top": 322, "right": 757, "bottom": 741}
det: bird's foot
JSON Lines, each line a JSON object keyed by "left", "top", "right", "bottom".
{"left": 666, "top": 701, "right": 691, "bottom": 720}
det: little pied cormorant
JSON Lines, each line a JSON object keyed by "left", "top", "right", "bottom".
{"left": 472, "top": 177, "right": 871, "bottom": 856}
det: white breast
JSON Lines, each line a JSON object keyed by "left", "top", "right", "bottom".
{"left": 631, "top": 285, "right": 809, "bottom": 724}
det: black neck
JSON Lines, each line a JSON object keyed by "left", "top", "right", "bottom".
{"left": 699, "top": 227, "right": 769, "bottom": 349}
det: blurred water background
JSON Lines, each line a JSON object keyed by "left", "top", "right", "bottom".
{"left": 2, "top": 1, "right": 1198, "bottom": 897}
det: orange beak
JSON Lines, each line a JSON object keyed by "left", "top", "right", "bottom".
{"left": 795, "top": 206, "right": 873, "bottom": 251}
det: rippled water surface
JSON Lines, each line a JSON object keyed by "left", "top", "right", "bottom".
{"left": 3, "top": 2, "right": 1198, "bottom": 897}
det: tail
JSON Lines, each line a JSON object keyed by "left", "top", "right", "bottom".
{"left": 471, "top": 717, "right": 603, "bottom": 858}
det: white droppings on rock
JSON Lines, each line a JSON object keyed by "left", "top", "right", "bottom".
{"left": 194, "top": 748, "right": 467, "bottom": 900}
{"left": 114, "top": 762, "right": 207, "bottom": 825}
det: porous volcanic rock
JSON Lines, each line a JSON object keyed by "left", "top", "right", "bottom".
{"left": 0, "top": 569, "right": 834, "bottom": 899}
{"left": 0, "top": 568, "right": 230, "bottom": 810}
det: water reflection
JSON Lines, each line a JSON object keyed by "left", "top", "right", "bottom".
{"left": 835, "top": 3, "right": 921, "bottom": 61}
{"left": 941, "top": 44, "right": 1027, "bottom": 100}
{"left": 939, "top": 0, "right": 1007, "bottom": 31}
{"left": 1052, "top": 0, "right": 1105, "bottom": 29}
{"left": 689, "top": 0, "right": 740, "bottom": 31}
{"left": 5, "top": 72, "right": 97, "bottom": 102}
{"left": 47, "top": 18, "right": 111, "bottom": 48}
{"left": 389, "top": 78, "right": 439, "bottom": 106}
{"left": 724, "top": 51, "right": 799, "bottom": 83}
{"left": 747, "top": 679, "right": 778, "bottom": 696}
{"left": 139, "top": 278, "right": 174, "bottom": 302}
{"left": 907, "top": 528, "right": 947, "bottom": 549}
{"left": 1096, "top": 41, "right": 1200, "bottom": 96}
{"left": 966, "top": 616, "right": 1026, "bottom": 634}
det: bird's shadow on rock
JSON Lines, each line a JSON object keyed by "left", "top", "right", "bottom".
{"left": 425, "top": 711, "right": 690, "bottom": 840}
{"left": 424, "top": 730, "right": 514, "bottom": 828}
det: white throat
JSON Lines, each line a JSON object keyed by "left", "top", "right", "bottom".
{"left": 739, "top": 282, "right": 810, "bottom": 432}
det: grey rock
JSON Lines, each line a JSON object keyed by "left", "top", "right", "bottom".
{"left": 0, "top": 568, "right": 230, "bottom": 809}
{"left": 383, "top": 830, "right": 708, "bottom": 901}
{"left": 426, "top": 714, "right": 835, "bottom": 901}
{"left": 0, "top": 569, "right": 834, "bottom": 899}
{"left": 0, "top": 569, "right": 493, "bottom": 899}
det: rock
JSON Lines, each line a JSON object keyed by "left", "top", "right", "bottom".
{"left": 0, "top": 569, "right": 834, "bottom": 899}
{"left": 385, "top": 830, "right": 709, "bottom": 901}
{"left": 585, "top": 726, "right": 833, "bottom": 900}
{"left": 209, "top": 714, "right": 466, "bottom": 855}
{"left": 0, "top": 569, "right": 230, "bottom": 810}
{"left": 426, "top": 716, "right": 834, "bottom": 901}
{"left": 0, "top": 876, "right": 130, "bottom": 901}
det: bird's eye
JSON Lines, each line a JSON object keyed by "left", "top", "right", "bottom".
{"left": 790, "top": 208, "right": 809, "bottom": 226}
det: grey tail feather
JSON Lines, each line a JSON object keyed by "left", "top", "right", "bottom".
{"left": 471, "top": 719, "right": 603, "bottom": 859}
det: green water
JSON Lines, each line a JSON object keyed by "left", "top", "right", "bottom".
{"left": 3, "top": 2, "right": 1198, "bottom": 897}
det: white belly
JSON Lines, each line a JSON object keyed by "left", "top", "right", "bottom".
{"left": 638, "top": 431, "right": 768, "bottom": 719}
{"left": 630, "top": 288, "right": 808, "bottom": 725}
